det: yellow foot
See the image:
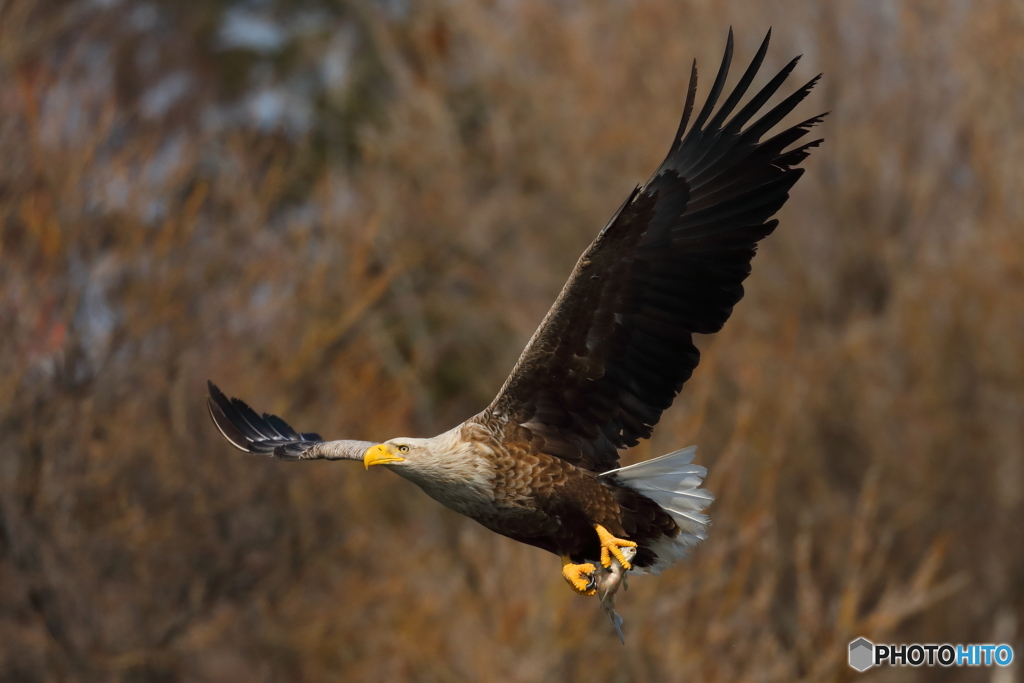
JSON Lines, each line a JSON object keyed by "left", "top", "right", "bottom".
{"left": 595, "top": 524, "right": 638, "bottom": 569}
{"left": 561, "top": 556, "right": 597, "bottom": 596}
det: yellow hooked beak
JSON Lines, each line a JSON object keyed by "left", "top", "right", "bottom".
{"left": 363, "top": 443, "right": 405, "bottom": 469}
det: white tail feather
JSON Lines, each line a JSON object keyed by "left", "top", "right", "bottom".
{"left": 600, "top": 446, "right": 713, "bottom": 574}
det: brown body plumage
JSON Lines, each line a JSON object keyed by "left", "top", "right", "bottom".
{"left": 445, "top": 417, "right": 678, "bottom": 569}
{"left": 207, "top": 28, "right": 823, "bottom": 590}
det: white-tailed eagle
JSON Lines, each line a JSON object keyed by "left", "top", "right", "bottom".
{"left": 208, "top": 29, "right": 822, "bottom": 613}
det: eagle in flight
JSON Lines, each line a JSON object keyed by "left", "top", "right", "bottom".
{"left": 208, "top": 29, "right": 823, "bottom": 601}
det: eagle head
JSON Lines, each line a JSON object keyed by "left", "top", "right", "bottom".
{"left": 363, "top": 439, "right": 432, "bottom": 469}
{"left": 362, "top": 430, "right": 494, "bottom": 513}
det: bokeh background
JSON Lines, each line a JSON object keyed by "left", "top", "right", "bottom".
{"left": 2, "top": 0, "right": 1022, "bottom": 681}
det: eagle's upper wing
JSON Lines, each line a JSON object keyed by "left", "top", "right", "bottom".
{"left": 206, "top": 381, "right": 374, "bottom": 461}
{"left": 484, "top": 30, "right": 824, "bottom": 473}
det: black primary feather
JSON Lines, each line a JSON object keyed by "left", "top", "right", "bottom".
{"left": 206, "top": 381, "right": 323, "bottom": 460}
{"left": 487, "top": 29, "right": 826, "bottom": 473}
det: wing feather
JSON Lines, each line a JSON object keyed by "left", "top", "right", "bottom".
{"left": 206, "top": 381, "right": 373, "bottom": 461}
{"left": 483, "top": 30, "right": 824, "bottom": 472}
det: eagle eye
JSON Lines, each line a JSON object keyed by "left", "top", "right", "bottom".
{"left": 398, "top": 445, "right": 410, "bottom": 453}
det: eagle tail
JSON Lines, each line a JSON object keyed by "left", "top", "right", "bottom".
{"left": 599, "top": 446, "right": 713, "bottom": 574}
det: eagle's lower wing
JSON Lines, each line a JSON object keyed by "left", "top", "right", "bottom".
{"left": 206, "top": 381, "right": 373, "bottom": 461}
{"left": 485, "top": 29, "right": 825, "bottom": 473}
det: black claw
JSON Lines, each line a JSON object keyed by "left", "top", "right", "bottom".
{"left": 585, "top": 571, "right": 598, "bottom": 593}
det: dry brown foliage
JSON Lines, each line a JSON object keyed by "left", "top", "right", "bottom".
{"left": 1, "top": 0, "right": 1022, "bottom": 681}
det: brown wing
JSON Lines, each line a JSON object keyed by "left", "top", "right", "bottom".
{"left": 484, "top": 30, "right": 825, "bottom": 472}
{"left": 207, "top": 381, "right": 374, "bottom": 461}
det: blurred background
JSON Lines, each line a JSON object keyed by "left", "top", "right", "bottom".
{"left": 1, "top": 0, "right": 1022, "bottom": 681}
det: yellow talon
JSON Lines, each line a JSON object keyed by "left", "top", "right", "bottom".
{"left": 595, "top": 524, "right": 638, "bottom": 569}
{"left": 561, "top": 556, "right": 597, "bottom": 596}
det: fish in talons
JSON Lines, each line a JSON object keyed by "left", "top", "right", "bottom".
{"left": 593, "top": 545, "right": 636, "bottom": 644}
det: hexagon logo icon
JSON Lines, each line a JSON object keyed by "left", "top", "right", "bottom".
{"left": 849, "top": 638, "right": 874, "bottom": 672}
